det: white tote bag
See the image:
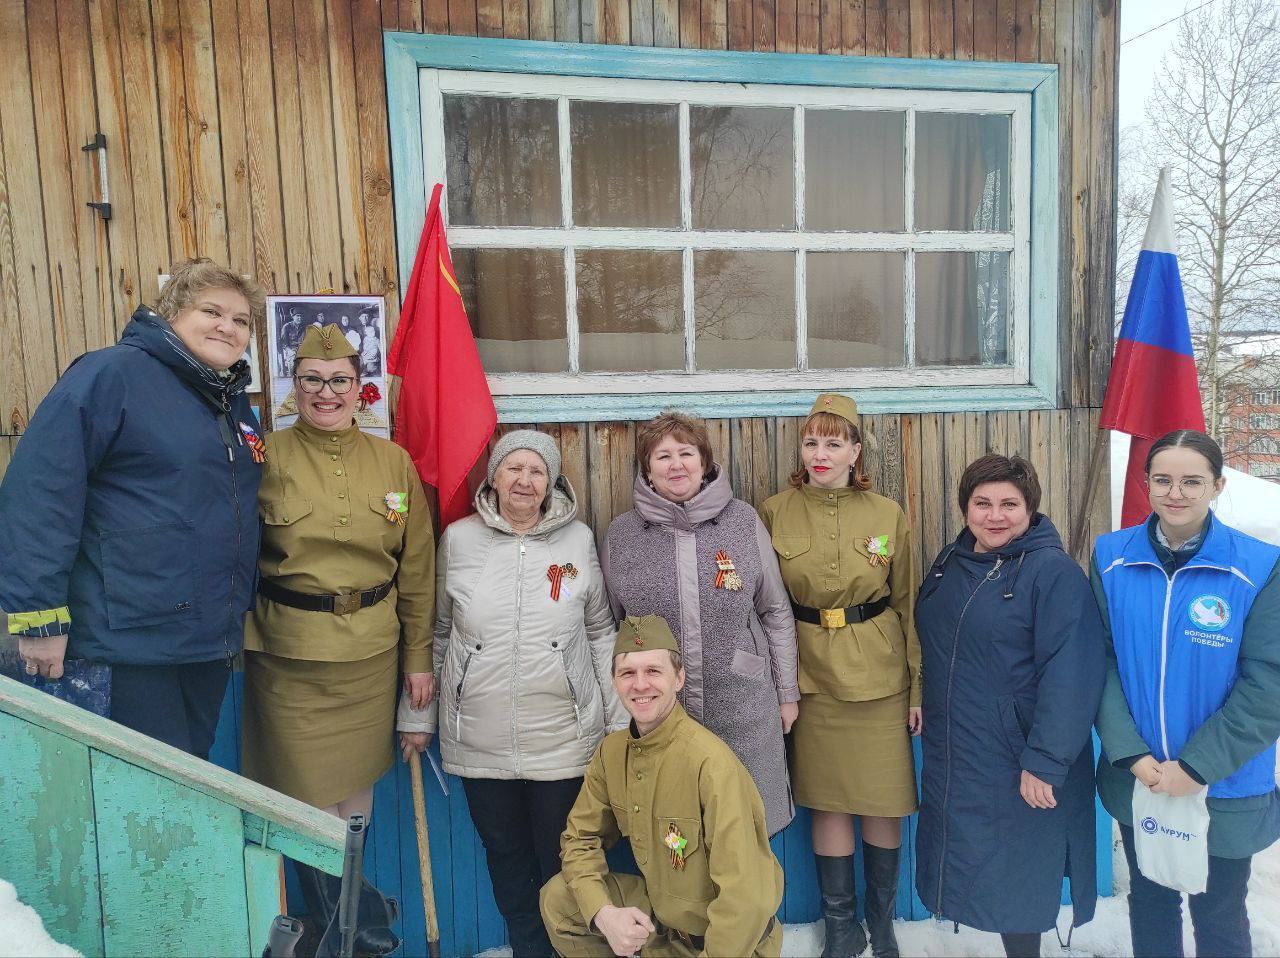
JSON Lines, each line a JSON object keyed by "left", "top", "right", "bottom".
{"left": 1131, "top": 780, "right": 1211, "bottom": 894}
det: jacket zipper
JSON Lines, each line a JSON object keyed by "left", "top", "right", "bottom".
{"left": 222, "top": 395, "right": 239, "bottom": 664}
{"left": 936, "top": 556, "right": 1002, "bottom": 918}
{"left": 558, "top": 646, "right": 584, "bottom": 739}
{"left": 512, "top": 538, "right": 527, "bottom": 773}
{"left": 454, "top": 650, "right": 476, "bottom": 739}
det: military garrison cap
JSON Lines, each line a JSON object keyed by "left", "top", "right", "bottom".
{"left": 614, "top": 615, "right": 679, "bottom": 657}
{"left": 810, "top": 393, "right": 858, "bottom": 426}
{"left": 296, "top": 323, "right": 358, "bottom": 360}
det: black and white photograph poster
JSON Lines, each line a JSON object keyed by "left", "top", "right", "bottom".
{"left": 265, "top": 294, "right": 390, "bottom": 438}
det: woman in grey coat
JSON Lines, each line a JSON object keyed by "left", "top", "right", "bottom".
{"left": 602, "top": 410, "right": 800, "bottom": 836}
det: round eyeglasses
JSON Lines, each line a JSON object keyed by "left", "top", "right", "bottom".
{"left": 295, "top": 374, "right": 356, "bottom": 395}
{"left": 1145, "top": 476, "right": 1209, "bottom": 500}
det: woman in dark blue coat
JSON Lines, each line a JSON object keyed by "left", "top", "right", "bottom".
{"left": 915, "top": 455, "right": 1106, "bottom": 957}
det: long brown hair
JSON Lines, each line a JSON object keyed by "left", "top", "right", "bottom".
{"left": 789, "top": 410, "right": 872, "bottom": 491}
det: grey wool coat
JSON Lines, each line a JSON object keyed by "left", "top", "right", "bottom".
{"left": 602, "top": 465, "right": 800, "bottom": 835}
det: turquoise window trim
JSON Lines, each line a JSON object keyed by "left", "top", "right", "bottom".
{"left": 384, "top": 33, "right": 1060, "bottom": 423}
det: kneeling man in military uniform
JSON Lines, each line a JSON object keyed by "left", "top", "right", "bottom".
{"left": 540, "top": 615, "right": 784, "bottom": 957}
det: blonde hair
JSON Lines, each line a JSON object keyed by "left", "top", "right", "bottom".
{"left": 156, "top": 258, "right": 266, "bottom": 327}
{"left": 789, "top": 410, "right": 872, "bottom": 491}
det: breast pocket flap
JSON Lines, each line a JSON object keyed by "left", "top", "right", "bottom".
{"left": 771, "top": 534, "right": 811, "bottom": 560}
{"left": 262, "top": 497, "right": 313, "bottom": 526}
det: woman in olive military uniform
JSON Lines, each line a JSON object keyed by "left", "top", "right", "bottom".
{"left": 241, "top": 323, "right": 435, "bottom": 956}
{"left": 760, "top": 393, "right": 920, "bottom": 958}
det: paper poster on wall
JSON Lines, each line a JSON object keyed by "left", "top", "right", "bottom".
{"left": 265, "top": 294, "right": 389, "bottom": 438}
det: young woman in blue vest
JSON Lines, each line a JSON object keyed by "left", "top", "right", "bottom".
{"left": 1092, "top": 429, "right": 1280, "bottom": 958}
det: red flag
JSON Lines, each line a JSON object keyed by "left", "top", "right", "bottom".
{"left": 1100, "top": 169, "right": 1205, "bottom": 527}
{"left": 389, "top": 184, "right": 496, "bottom": 529}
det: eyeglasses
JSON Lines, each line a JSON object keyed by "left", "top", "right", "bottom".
{"left": 295, "top": 374, "right": 356, "bottom": 395}
{"left": 1146, "top": 476, "right": 1210, "bottom": 500}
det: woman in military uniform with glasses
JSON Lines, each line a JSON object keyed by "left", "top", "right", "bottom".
{"left": 240, "top": 323, "right": 435, "bottom": 956}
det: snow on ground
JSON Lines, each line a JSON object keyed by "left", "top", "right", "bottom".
{"left": 0, "top": 880, "right": 81, "bottom": 958}
{"left": 479, "top": 827, "right": 1280, "bottom": 957}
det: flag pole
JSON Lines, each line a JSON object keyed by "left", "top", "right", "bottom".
{"left": 1069, "top": 425, "right": 1111, "bottom": 563}
{"left": 409, "top": 750, "right": 442, "bottom": 958}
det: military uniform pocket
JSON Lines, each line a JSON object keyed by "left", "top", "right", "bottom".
{"left": 656, "top": 816, "right": 713, "bottom": 902}
{"left": 262, "top": 497, "right": 313, "bottom": 526}
{"left": 771, "top": 535, "right": 811, "bottom": 561}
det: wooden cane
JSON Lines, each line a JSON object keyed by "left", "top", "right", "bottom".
{"left": 409, "top": 750, "right": 443, "bottom": 958}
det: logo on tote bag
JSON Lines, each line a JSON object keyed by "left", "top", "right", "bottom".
{"left": 1188, "top": 595, "right": 1230, "bottom": 632}
{"left": 1140, "top": 816, "right": 1158, "bottom": 834}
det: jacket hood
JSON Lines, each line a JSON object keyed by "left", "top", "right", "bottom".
{"left": 631, "top": 462, "right": 732, "bottom": 530}
{"left": 955, "top": 512, "right": 1065, "bottom": 561}
{"left": 120, "top": 306, "right": 253, "bottom": 396}
{"left": 934, "top": 513, "right": 1066, "bottom": 600}
{"left": 474, "top": 474, "right": 580, "bottom": 536}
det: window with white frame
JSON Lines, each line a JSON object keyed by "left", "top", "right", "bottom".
{"left": 421, "top": 70, "right": 1032, "bottom": 398}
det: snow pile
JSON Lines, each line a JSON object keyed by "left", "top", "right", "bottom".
{"left": 779, "top": 824, "right": 1280, "bottom": 957}
{"left": 0, "top": 880, "right": 81, "bottom": 957}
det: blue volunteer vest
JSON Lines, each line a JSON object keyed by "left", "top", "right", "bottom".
{"left": 1095, "top": 515, "right": 1279, "bottom": 799}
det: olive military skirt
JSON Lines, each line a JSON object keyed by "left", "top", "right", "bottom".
{"left": 242, "top": 646, "right": 398, "bottom": 808}
{"left": 789, "top": 688, "right": 918, "bottom": 817}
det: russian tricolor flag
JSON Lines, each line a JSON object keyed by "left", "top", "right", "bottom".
{"left": 1100, "top": 167, "right": 1206, "bottom": 527}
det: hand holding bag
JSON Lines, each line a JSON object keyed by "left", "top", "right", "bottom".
{"left": 1131, "top": 779, "right": 1211, "bottom": 894}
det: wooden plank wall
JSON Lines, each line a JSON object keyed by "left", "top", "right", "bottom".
{"left": 0, "top": 2, "right": 1117, "bottom": 953}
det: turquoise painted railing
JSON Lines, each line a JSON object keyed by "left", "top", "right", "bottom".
{"left": 0, "top": 675, "right": 344, "bottom": 958}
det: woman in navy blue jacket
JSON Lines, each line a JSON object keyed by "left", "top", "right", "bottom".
{"left": 1093, "top": 429, "right": 1280, "bottom": 958}
{"left": 915, "top": 455, "right": 1105, "bottom": 958}
{"left": 0, "top": 259, "right": 266, "bottom": 757}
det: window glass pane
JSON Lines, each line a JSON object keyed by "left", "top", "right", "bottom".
{"left": 454, "top": 248, "right": 567, "bottom": 373}
{"left": 690, "top": 106, "right": 794, "bottom": 230}
{"left": 444, "top": 96, "right": 560, "bottom": 227}
{"left": 577, "top": 250, "right": 684, "bottom": 372}
{"left": 571, "top": 102, "right": 679, "bottom": 227}
{"left": 916, "top": 251, "right": 1009, "bottom": 366}
{"left": 915, "top": 113, "right": 1010, "bottom": 231}
{"left": 693, "top": 251, "right": 795, "bottom": 370}
{"left": 805, "top": 111, "right": 905, "bottom": 231}
{"left": 806, "top": 252, "right": 905, "bottom": 367}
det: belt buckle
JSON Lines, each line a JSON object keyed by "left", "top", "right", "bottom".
{"left": 332, "top": 592, "right": 362, "bottom": 616}
{"left": 819, "top": 607, "right": 846, "bottom": 629}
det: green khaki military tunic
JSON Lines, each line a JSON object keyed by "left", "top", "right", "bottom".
{"left": 761, "top": 484, "right": 920, "bottom": 816}
{"left": 241, "top": 419, "right": 435, "bottom": 807}
{"left": 541, "top": 703, "right": 784, "bottom": 957}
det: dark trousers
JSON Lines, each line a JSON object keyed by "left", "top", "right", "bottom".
{"left": 463, "top": 776, "right": 585, "bottom": 958}
{"left": 1000, "top": 932, "right": 1041, "bottom": 957}
{"left": 1119, "top": 823, "right": 1253, "bottom": 958}
{"left": 108, "top": 658, "right": 232, "bottom": 759}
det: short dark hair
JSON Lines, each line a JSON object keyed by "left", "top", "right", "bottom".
{"left": 637, "top": 411, "right": 714, "bottom": 481}
{"left": 957, "top": 454, "right": 1042, "bottom": 515}
{"left": 291, "top": 354, "right": 360, "bottom": 376}
{"left": 1145, "top": 429, "right": 1224, "bottom": 480}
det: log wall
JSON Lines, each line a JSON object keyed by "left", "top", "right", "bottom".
{"left": 0, "top": 0, "right": 1117, "bottom": 544}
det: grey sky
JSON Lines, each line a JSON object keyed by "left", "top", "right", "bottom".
{"left": 1118, "top": 0, "right": 1208, "bottom": 130}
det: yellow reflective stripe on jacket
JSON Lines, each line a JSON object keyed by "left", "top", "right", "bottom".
{"left": 7, "top": 606, "right": 71, "bottom": 635}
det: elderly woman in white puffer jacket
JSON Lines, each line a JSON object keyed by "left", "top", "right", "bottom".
{"left": 398, "top": 429, "right": 625, "bottom": 958}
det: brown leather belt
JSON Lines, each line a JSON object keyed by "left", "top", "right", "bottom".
{"left": 258, "top": 578, "right": 394, "bottom": 615}
{"left": 790, "top": 595, "right": 890, "bottom": 629}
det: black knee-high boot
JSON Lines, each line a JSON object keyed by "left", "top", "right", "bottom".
{"left": 816, "top": 854, "right": 868, "bottom": 958}
{"left": 861, "top": 844, "right": 901, "bottom": 958}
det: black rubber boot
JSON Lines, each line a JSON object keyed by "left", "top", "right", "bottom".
{"left": 296, "top": 863, "right": 401, "bottom": 957}
{"left": 862, "top": 844, "right": 901, "bottom": 958}
{"left": 816, "top": 854, "right": 868, "bottom": 958}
